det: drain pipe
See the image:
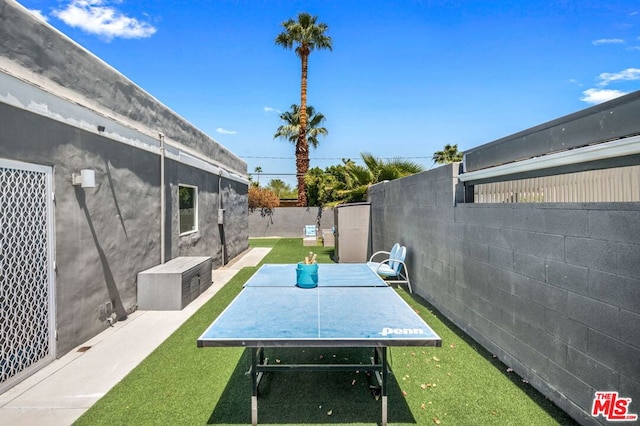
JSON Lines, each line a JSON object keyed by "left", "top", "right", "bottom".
{"left": 218, "top": 171, "right": 225, "bottom": 266}
{"left": 159, "top": 132, "right": 166, "bottom": 264}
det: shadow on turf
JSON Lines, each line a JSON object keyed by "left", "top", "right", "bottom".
{"left": 208, "top": 347, "right": 416, "bottom": 424}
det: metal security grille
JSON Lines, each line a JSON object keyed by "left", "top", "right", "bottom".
{"left": 0, "top": 159, "right": 55, "bottom": 394}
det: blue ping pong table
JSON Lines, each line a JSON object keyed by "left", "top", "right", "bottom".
{"left": 197, "top": 263, "right": 442, "bottom": 425}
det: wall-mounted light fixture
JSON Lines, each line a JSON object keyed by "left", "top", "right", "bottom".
{"left": 72, "top": 169, "right": 96, "bottom": 188}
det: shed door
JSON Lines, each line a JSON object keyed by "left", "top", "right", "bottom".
{"left": 0, "top": 159, "right": 56, "bottom": 394}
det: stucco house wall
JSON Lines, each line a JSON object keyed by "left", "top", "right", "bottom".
{"left": 0, "top": 0, "right": 248, "bottom": 368}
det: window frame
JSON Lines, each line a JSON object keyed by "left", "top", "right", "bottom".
{"left": 178, "top": 184, "right": 198, "bottom": 235}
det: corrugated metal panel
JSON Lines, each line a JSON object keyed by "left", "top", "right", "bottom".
{"left": 474, "top": 166, "right": 640, "bottom": 203}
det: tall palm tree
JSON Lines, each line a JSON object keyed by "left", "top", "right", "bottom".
{"left": 253, "top": 166, "right": 263, "bottom": 186}
{"left": 432, "top": 144, "right": 463, "bottom": 165}
{"left": 275, "top": 12, "right": 332, "bottom": 206}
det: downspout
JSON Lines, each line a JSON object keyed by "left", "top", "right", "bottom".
{"left": 218, "top": 171, "right": 225, "bottom": 266}
{"left": 159, "top": 132, "right": 166, "bottom": 264}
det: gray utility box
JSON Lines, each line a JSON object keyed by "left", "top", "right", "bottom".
{"left": 334, "top": 202, "right": 371, "bottom": 263}
{"left": 137, "top": 256, "right": 212, "bottom": 310}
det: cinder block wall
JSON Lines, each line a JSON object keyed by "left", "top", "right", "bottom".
{"left": 368, "top": 164, "right": 640, "bottom": 425}
{"left": 249, "top": 207, "right": 334, "bottom": 238}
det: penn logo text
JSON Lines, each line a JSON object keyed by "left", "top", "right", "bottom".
{"left": 380, "top": 327, "right": 425, "bottom": 336}
{"left": 591, "top": 391, "right": 637, "bottom": 421}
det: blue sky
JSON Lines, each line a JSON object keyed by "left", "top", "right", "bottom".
{"left": 17, "top": 0, "right": 640, "bottom": 187}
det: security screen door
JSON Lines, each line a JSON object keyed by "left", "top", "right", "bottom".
{"left": 0, "top": 159, "right": 55, "bottom": 394}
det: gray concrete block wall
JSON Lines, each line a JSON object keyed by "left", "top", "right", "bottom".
{"left": 368, "top": 163, "right": 640, "bottom": 425}
{"left": 248, "top": 207, "right": 334, "bottom": 238}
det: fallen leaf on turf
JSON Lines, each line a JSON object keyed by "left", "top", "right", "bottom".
{"left": 433, "top": 417, "right": 441, "bottom": 424}
{"left": 421, "top": 403, "right": 426, "bottom": 410}
{"left": 402, "top": 390, "right": 408, "bottom": 396}
{"left": 327, "top": 410, "right": 332, "bottom": 416}
{"left": 371, "top": 388, "right": 381, "bottom": 401}
{"left": 449, "top": 343, "right": 456, "bottom": 348}
{"left": 432, "top": 356, "right": 440, "bottom": 362}
{"left": 421, "top": 383, "right": 429, "bottom": 389}
{"left": 352, "top": 379, "right": 356, "bottom": 385}
{"left": 275, "top": 359, "right": 281, "bottom": 363}
{"left": 506, "top": 368, "right": 514, "bottom": 373}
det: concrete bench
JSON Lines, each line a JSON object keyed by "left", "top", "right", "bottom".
{"left": 137, "top": 256, "right": 212, "bottom": 310}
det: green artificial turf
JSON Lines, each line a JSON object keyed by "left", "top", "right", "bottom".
{"left": 74, "top": 238, "right": 577, "bottom": 425}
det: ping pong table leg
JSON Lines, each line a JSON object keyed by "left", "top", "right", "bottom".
{"left": 251, "top": 348, "right": 258, "bottom": 425}
{"left": 381, "top": 347, "right": 388, "bottom": 426}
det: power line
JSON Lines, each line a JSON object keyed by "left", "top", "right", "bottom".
{"left": 250, "top": 173, "right": 299, "bottom": 176}
{"left": 241, "top": 155, "right": 432, "bottom": 160}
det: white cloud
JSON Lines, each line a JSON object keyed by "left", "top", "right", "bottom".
{"left": 216, "top": 128, "right": 237, "bottom": 135}
{"left": 53, "top": 0, "right": 156, "bottom": 41}
{"left": 596, "top": 68, "right": 640, "bottom": 86}
{"left": 580, "top": 67, "right": 640, "bottom": 104}
{"left": 28, "top": 9, "right": 49, "bottom": 22}
{"left": 592, "top": 38, "right": 624, "bottom": 45}
{"left": 580, "top": 88, "right": 628, "bottom": 104}
{"left": 263, "top": 106, "right": 281, "bottom": 114}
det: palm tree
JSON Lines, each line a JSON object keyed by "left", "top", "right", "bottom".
{"left": 432, "top": 144, "right": 463, "bottom": 165}
{"left": 361, "top": 152, "right": 424, "bottom": 182}
{"left": 275, "top": 12, "right": 332, "bottom": 206}
{"left": 331, "top": 153, "right": 424, "bottom": 205}
{"left": 265, "top": 178, "right": 292, "bottom": 198}
{"left": 274, "top": 104, "right": 328, "bottom": 146}
{"left": 253, "top": 166, "right": 263, "bottom": 186}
